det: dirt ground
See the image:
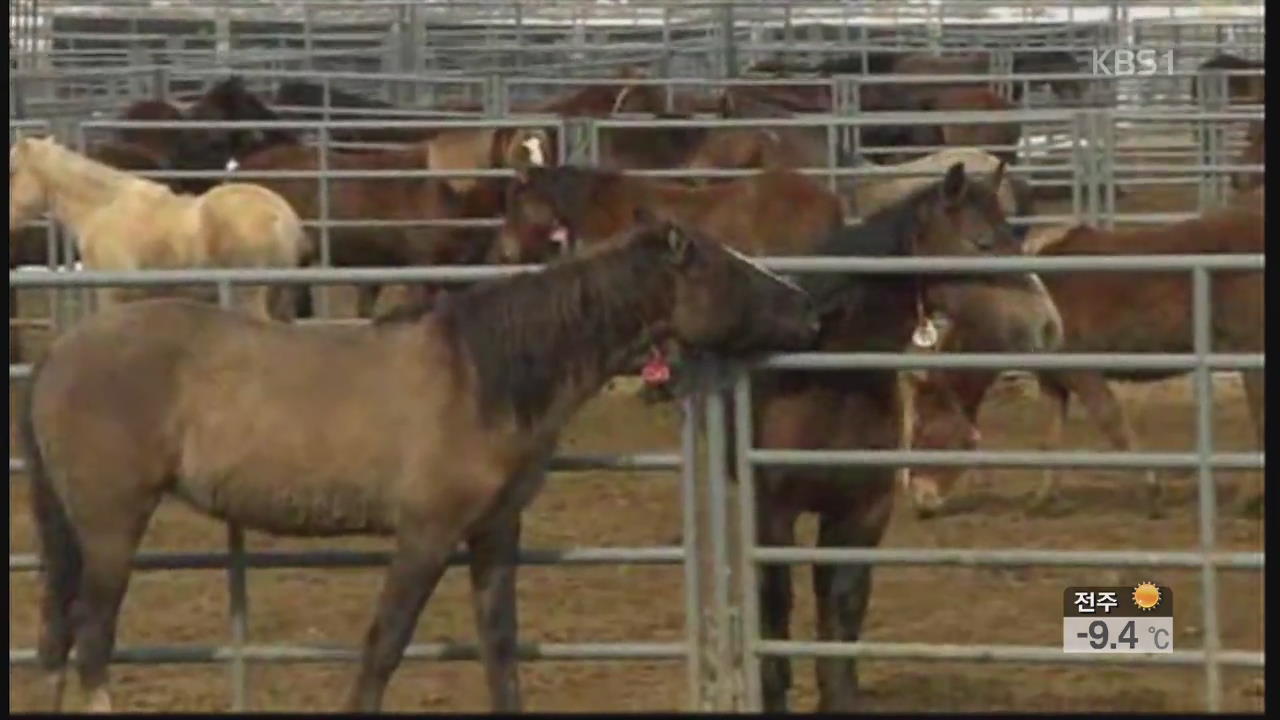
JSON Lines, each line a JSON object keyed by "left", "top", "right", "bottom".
{"left": 7, "top": 181, "right": 1263, "bottom": 713}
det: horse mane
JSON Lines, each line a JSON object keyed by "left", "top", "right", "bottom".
{"left": 22, "top": 137, "right": 154, "bottom": 194}
{"left": 438, "top": 225, "right": 674, "bottom": 427}
{"left": 797, "top": 180, "right": 939, "bottom": 312}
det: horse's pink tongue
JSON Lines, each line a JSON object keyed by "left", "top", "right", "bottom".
{"left": 641, "top": 352, "right": 671, "bottom": 385}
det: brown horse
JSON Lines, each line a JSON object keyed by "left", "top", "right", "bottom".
{"left": 492, "top": 164, "right": 845, "bottom": 264}
{"left": 20, "top": 220, "right": 819, "bottom": 713}
{"left": 235, "top": 126, "right": 554, "bottom": 316}
{"left": 905, "top": 203, "right": 1264, "bottom": 519}
{"left": 682, "top": 126, "right": 828, "bottom": 176}
{"left": 521, "top": 162, "right": 1064, "bottom": 711}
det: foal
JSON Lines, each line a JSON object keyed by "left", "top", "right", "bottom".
{"left": 21, "top": 221, "right": 819, "bottom": 713}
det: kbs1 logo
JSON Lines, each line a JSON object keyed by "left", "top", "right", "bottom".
{"left": 1091, "top": 48, "right": 1175, "bottom": 77}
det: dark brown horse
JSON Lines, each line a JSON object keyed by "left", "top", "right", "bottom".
{"left": 905, "top": 203, "right": 1264, "bottom": 519}
{"left": 515, "top": 162, "right": 1063, "bottom": 711}
{"left": 19, "top": 219, "right": 820, "bottom": 713}
{"left": 493, "top": 164, "right": 844, "bottom": 264}
{"left": 235, "top": 126, "right": 554, "bottom": 316}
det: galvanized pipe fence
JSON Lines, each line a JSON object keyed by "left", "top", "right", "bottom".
{"left": 7, "top": 251, "right": 1265, "bottom": 711}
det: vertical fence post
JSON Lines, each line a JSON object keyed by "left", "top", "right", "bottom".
{"left": 680, "top": 395, "right": 708, "bottom": 710}
{"left": 1191, "top": 265, "right": 1222, "bottom": 712}
{"left": 719, "top": 3, "right": 737, "bottom": 79}
{"left": 217, "top": 280, "right": 250, "bottom": 711}
{"left": 703, "top": 387, "right": 741, "bottom": 710}
{"left": 316, "top": 96, "right": 332, "bottom": 319}
{"left": 733, "top": 373, "right": 762, "bottom": 711}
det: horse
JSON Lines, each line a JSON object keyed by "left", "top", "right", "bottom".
{"left": 1192, "top": 53, "right": 1266, "bottom": 106}
{"left": 904, "top": 202, "right": 1264, "bottom": 519}
{"left": 19, "top": 218, "right": 820, "bottom": 713}
{"left": 920, "top": 87, "right": 1021, "bottom": 166}
{"left": 682, "top": 126, "right": 829, "bottom": 177}
{"left": 115, "top": 99, "right": 185, "bottom": 159}
{"left": 235, "top": 126, "right": 554, "bottom": 317}
{"left": 9, "top": 136, "right": 310, "bottom": 321}
{"left": 492, "top": 164, "right": 845, "bottom": 265}
{"left": 845, "top": 148, "right": 1035, "bottom": 241}
{"left": 575, "top": 161, "right": 1064, "bottom": 711}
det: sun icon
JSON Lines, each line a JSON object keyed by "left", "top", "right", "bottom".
{"left": 1133, "top": 582, "right": 1162, "bottom": 611}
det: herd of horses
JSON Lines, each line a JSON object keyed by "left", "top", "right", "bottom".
{"left": 8, "top": 49, "right": 1264, "bottom": 714}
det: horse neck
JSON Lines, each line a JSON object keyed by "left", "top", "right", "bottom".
{"left": 31, "top": 142, "right": 150, "bottom": 229}
{"left": 648, "top": 179, "right": 724, "bottom": 219}
{"left": 445, "top": 236, "right": 675, "bottom": 433}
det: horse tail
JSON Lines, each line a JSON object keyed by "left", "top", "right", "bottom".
{"left": 273, "top": 204, "right": 315, "bottom": 320}
{"left": 20, "top": 359, "right": 82, "bottom": 698}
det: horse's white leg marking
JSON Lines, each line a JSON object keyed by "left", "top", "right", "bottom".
{"left": 84, "top": 686, "right": 112, "bottom": 713}
{"left": 520, "top": 136, "right": 545, "bottom": 167}
{"left": 43, "top": 669, "right": 67, "bottom": 712}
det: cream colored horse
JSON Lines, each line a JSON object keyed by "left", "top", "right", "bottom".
{"left": 9, "top": 135, "right": 309, "bottom": 321}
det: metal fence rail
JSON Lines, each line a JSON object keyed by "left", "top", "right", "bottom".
{"left": 9, "top": 1, "right": 1266, "bottom": 712}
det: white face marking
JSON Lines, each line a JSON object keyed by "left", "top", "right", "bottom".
{"left": 912, "top": 317, "right": 940, "bottom": 349}
{"left": 521, "top": 136, "right": 545, "bottom": 167}
{"left": 722, "top": 245, "right": 804, "bottom": 293}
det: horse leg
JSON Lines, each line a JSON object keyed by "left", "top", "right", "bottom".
{"left": 347, "top": 521, "right": 465, "bottom": 711}
{"left": 812, "top": 479, "right": 893, "bottom": 712}
{"left": 293, "top": 284, "right": 315, "bottom": 321}
{"left": 1239, "top": 369, "right": 1265, "bottom": 514}
{"left": 1241, "top": 369, "right": 1265, "bottom": 449}
{"left": 1028, "top": 378, "right": 1070, "bottom": 513}
{"left": 466, "top": 513, "right": 523, "bottom": 711}
{"left": 9, "top": 283, "right": 21, "bottom": 365}
{"left": 1068, "top": 372, "right": 1161, "bottom": 517}
{"left": 756, "top": 499, "right": 797, "bottom": 712}
{"left": 355, "top": 284, "right": 382, "bottom": 319}
{"left": 69, "top": 497, "right": 157, "bottom": 713}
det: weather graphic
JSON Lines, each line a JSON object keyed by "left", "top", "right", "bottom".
{"left": 1132, "top": 582, "right": 1162, "bottom": 611}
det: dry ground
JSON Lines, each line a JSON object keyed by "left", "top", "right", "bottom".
{"left": 8, "top": 179, "right": 1264, "bottom": 713}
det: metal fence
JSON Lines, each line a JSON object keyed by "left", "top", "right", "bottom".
{"left": 8, "top": 254, "right": 1266, "bottom": 712}
{"left": 8, "top": 0, "right": 1266, "bottom": 713}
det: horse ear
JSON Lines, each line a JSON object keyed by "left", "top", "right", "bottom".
{"left": 990, "top": 159, "right": 1007, "bottom": 190}
{"left": 942, "top": 162, "right": 967, "bottom": 203}
{"left": 665, "top": 224, "right": 693, "bottom": 266}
